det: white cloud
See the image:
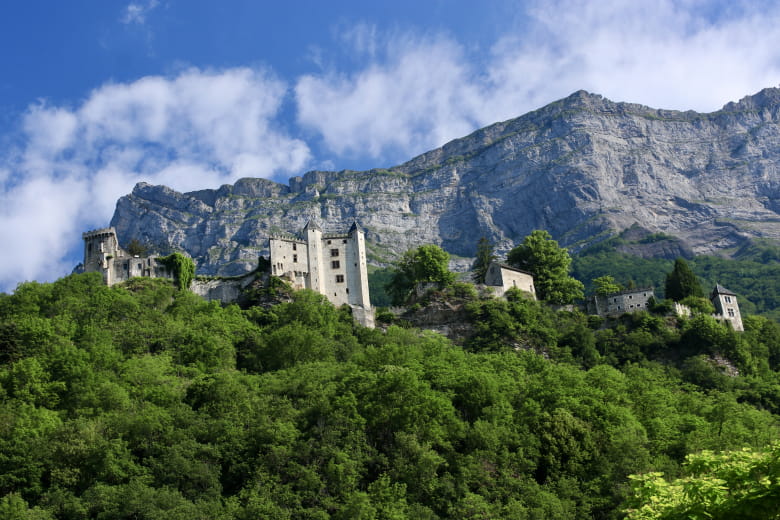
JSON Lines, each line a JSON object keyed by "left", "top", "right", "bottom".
{"left": 0, "top": 67, "right": 310, "bottom": 291}
{"left": 121, "top": 0, "right": 159, "bottom": 25}
{"left": 296, "top": 32, "right": 484, "bottom": 158}
{"left": 295, "top": 1, "right": 780, "bottom": 161}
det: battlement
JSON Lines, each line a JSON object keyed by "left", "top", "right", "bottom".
{"left": 269, "top": 220, "right": 373, "bottom": 327}
{"left": 82, "top": 227, "right": 117, "bottom": 239}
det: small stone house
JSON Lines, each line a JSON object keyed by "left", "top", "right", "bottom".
{"left": 484, "top": 262, "right": 536, "bottom": 299}
{"left": 588, "top": 287, "right": 655, "bottom": 317}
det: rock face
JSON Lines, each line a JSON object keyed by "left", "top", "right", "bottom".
{"left": 111, "top": 88, "right": 780, "bottom": 275}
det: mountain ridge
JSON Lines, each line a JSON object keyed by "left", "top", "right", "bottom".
{"left": 110, "top": 87, "right": 780, "bottom": 276}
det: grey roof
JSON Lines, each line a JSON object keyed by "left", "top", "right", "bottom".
{"left": 348, "top": 220, "right": 362, "bottom": 234}
{"left": 711, "top": 284, "right": 737, "bottom": 297}
{"left": 606, "top": 287, "right": 654, "bottom": 297}
{"left": 303, "top": 219, "right": 322, "bottom": 231}
{"left": 495, "top": 262, "right": 534, "bottom": 276}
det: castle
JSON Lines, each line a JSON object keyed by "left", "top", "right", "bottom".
{"left": 82, "top": 222, "right": 374, "bottom": 328}
{"left": 269, "top": 221, "right": 373, "bottom": 327}
{"left": 82, "top": 228, "right": 173, "bottom": 286}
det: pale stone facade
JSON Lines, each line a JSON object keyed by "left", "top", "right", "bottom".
{"left": 82, "top": 228, "right": 173, "bottom": 286}
{"left": 269, "top": 221, "right": 373, "bottom": 327}
{"left": 484, "top": 262, "right": 536, "bottom": 299}
{"left": 710, "top": 284, "right": 744, "bottom": 332}
{"left": 587, "top": 287, "right": 655, "bottom": 317}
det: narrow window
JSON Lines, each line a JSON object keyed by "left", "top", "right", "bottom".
{"left": 331, "top": 249, "right": 339, "bottom": 257}
{"left": 728, "top": 308, "right": 735, "bottom": 317}
{"left": 293, "top": 254, "right": 298, "bottom": 263}
{"left": 332, "top": 261, "right": 340, "bottom": 269}
{"left": 292, "top": 243, "right": 297, "bottom": 251}
{"left": 343, "top": 239, "right": 347, "bottom": 244}
{"left": 725, "top": 296, "right": 732, "bottom": 303}
{"left": 336, "top": 274, "right": 345, "bottom": 283}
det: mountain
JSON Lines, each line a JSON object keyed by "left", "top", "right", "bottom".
{"left": 111, "top": 88, "right": 780, "bottom": 276}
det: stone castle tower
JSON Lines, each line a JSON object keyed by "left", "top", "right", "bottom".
{"left": 269, "top": 221, "right": 373, "bottom": 326}
{"left": 710, "top": 284, "right": 744, "bottom": 332}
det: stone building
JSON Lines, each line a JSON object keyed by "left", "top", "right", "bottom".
{"left": 82, "top": 227, "right": 173, "bottom": 286}
{"left": 484, "top": 262, "right": 536, "bottom": 299}
{"left": 587, "top": 287, "right": 655, "bottom": 317}
{"left": 710, "top": 284, "right": 744, "bottom": 332}
{"left": 269, "top": 221, "right": 373, "bottom": 327}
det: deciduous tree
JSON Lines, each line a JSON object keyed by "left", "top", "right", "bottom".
{"left": 386, "top": 245, "right": 455, "bottom": 305}
{"left": 507, "top": 230, "right": 584, "bottom": 304}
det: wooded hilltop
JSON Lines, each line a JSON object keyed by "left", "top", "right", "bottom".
{"left": 2, "top": 232, "right": 779, "bottom": 518}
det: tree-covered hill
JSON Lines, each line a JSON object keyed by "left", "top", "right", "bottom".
{"left": 1, "top": 273, "right": 780, "bottom": 518}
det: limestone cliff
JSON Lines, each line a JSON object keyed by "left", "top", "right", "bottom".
{"left": 111, "top": 88, "right": 780, "bottom": 275}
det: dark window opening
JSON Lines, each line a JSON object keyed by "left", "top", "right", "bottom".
{"left": 331, "top": 249, "right": 339, "bottom": 257}
{"left": 332, "top": 261, "right": 340, "bottom": 269}
{"left": 336, "top": 274, "right": 345, "bottom": 283}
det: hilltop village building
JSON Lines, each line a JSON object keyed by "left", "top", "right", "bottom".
{"left": 586, "top": 283, "right": 744, "bottom": 332}
{"left": 484, "top": 263, "right": 537, "bottom": 299}
{"left": 82, "top": 228, "right": 173, "bottom": 286}
{"left": 269, "top": 221, "right": 374, "bottom": 327}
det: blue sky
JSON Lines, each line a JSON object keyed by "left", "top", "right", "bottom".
{"left": 2, "top": 0, "right": 780, "bottom": 291}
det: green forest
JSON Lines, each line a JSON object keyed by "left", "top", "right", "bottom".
{"left": 2, "top": 261, "right": 780, "bottom": 518}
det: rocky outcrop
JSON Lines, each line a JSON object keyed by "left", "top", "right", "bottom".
{"left": 110, "top": 88, "right": 780, "bottom": 275}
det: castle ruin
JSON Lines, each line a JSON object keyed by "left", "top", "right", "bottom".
{"left": 82, "top": 228, "right": 173, "bottom": 286}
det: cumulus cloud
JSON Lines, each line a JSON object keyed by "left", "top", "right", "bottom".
{"left": 296, "top": 31, "right": 484, "bottom": 159}
{"left": 0, "top": 67, "right": 310, "bottom": 291}
{"left": 295, "top": 0, "right": 780, "bottom": 161}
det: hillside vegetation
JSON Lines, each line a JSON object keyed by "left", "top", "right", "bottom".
{"left": 572, "top": 238, "right": 780, "bottom": 322}
{"left": 2, "top": 272, "right": 780, "bottom": 518}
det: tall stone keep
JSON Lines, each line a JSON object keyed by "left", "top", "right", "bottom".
{"left": 710, "top": 284, "right": 744, "bottom": 332}
{"left": 269, "top": 220, "right": 373, "bottom": 327}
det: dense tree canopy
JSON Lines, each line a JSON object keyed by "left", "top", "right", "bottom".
{"left": 593, "top": 275, "right": 623, "bottom": 296}
{"left": 626, "top": 444, "right": 780, "bottom": 519}
{"left": 0, "top": 271, "right": 779, "bottom": 518}
{"left": 386, "top": 245, "right": 455, "bottom": 305}
{"left": 508, "top": 230, "right": 585, "bottom": 304}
